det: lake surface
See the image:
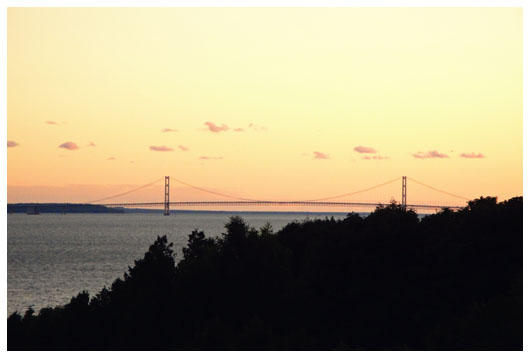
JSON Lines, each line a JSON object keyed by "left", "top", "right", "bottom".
{"left": 7, "top": 212, "right": 349, "bottom": 315}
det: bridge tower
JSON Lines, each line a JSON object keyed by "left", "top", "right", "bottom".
{"left": 402, "top": 176, "right": 407, "bottom": 210}
{"left": 164, "top": 176, "right": 170, "bottom": 216}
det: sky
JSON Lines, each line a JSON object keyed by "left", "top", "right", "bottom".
{"left": 7, "top": 7, "right": 522, "bottom": 210}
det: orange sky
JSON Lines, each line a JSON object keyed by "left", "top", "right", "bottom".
{"left": 7, "top": 8, "right": 522, "bottom": 210}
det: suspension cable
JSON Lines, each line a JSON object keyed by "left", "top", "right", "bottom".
{"left": 170, "top": 176, "right": 402, "bottom": 202}
{"left": 85, "top": 176, "right": 446, "bottom": 205}
{"left": 302, "top": 177, "right": 402, "bottom": 202}
{"left": 170, "top": 177, "right": 263, "bottom": 201}
{"left": 408, "top": 177, "right": 470, "bottom": 201}
{"left": 85, "top": 177, "right": 165, "bottom": 204}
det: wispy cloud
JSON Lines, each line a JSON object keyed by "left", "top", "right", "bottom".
{"left": 162, "top": 128, "right": 178, "bottom": 133}
{"left": 354, "top": 145, "right": 377, "bottom": 154}
{"left": 313, "top": 151, "right": 330, "bottom": 159}
{"left": 205, "top": 122, "right": 229, "bottom": 133}
{"left": 149, "top": 145, "right": 173, "bottom": 152}
{"left": 178, "top": 145, "right": 189, "bottom": 151}
{"left": 460, "top": 152, "right": 485, "bottom": 159}
{"left": 249, "top": 123, "right": 267, "bottom": 131}
{"left": 88, "top": 142, "right": 96, "bottom": 147}
{"left": 7, "top": 140, "right": 18, "bottom": 148}
{"left": 362, "top": 155, "right": 389, "bottom": 160}
{"left": 58, "top": 142, "right": 79, "bottom": 150}
{"left": 107, "top": 157, "right": 115, "bottom": 160}
{"left": 45, "top": 121, "right": 59, "bottom": 125}
{"left": 413, "top": 150, "right": 449, "bottom": 159}
{"left": 199, "top": 156, "right": 223, "bottom": 160}
{"left": 233, "top": 128, "right": 245, "bottom": 132}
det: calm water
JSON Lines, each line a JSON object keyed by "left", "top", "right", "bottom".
{"left": 7, "top": 212, "right": 348, "bottom": 315}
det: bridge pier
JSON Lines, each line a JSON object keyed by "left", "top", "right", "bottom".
{"left": 402, "top": 176, "right": 407, "bottom": 210}
{"left": 164, "top": 176, "right": 170, "bottom": 216}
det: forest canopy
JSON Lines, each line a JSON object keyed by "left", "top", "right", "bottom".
{"left": 8, "top": 196, "right": 522, "bottom": 350}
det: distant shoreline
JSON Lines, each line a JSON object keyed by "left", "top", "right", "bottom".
{"left": 7, "top": 203, "right": 354, "bottom": 215}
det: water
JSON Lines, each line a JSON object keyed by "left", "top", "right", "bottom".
{"left": 7, "top": 212, "right": 348, "bottom": 315}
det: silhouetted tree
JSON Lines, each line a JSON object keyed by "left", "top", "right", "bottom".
{"left": 8, "top": 198, "right": 522, "bottom": 350}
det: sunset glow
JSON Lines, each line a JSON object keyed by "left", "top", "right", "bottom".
{"left": 7, "top": 8, "right": 522, "bottom": 209}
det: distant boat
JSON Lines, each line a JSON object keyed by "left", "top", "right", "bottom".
{"left": 27, "top": 206, "right": 40, "bottom": 215}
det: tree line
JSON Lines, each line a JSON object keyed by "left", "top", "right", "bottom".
{"left": 8, "top": 196, "right": 522, "bottom": 350}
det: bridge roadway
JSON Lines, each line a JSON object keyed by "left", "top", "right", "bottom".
{"left": 103, "top": 201, "right": 464, "bottom": 211}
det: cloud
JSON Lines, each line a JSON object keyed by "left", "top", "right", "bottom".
{"left": 149, "top": 145, "right": 173, "bottom": 152}
{"left": 45, "top": 121, "right": 59, "bottom": 125}
{"left": 88, "top": 142, "right": 96, "bottom": 147}
{"left": 413, "top": 150, "right": 449, "bottom": 159}
{"left": 313, "top": 151, "right": 330, "bottom": 159}
{"left": 7, "top": 140, "right": 18, "bottom": 148}
{"left": 162, "top": 128, "right": 178, "bottom": 133}
{"left": 233, "top": 128, "right": 245, "bottom": 132}
{"left": 199, "top": 156, "right": 223, "bottom": 160}
{"left": 107, "top": 157, "right": 115, "bottom": 160}
{"left": 178, "top": 145, "right": 189, "bottom": 151}
{"left": 460, "top": 152, "right": 485, "bottom": 159}
{"left": 205, "top": 122, "right": 229, "bottom": 133}
{"left": 58, "top": 142, "right": 79, "bottom": 150}
{"left": 362, "top": 155, "right": 389, "bottom": 160}
{"left": 354, "top": 145, "right": 377, "bottom": 154}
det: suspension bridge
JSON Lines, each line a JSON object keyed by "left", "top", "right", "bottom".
{"left": 84, "top": 176, "right": 469, "bottom": 215}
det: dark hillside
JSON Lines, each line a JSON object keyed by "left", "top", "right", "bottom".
{"left": 8, "top": 196, "right": 522, "bottom": 350}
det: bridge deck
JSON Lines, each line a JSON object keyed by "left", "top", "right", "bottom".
{"left": 102, "top": 201, "right": 463, "bottom": 210}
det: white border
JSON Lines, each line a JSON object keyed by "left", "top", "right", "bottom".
{"left": 1, "top": 0, "right": 529, "bottom": 7}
